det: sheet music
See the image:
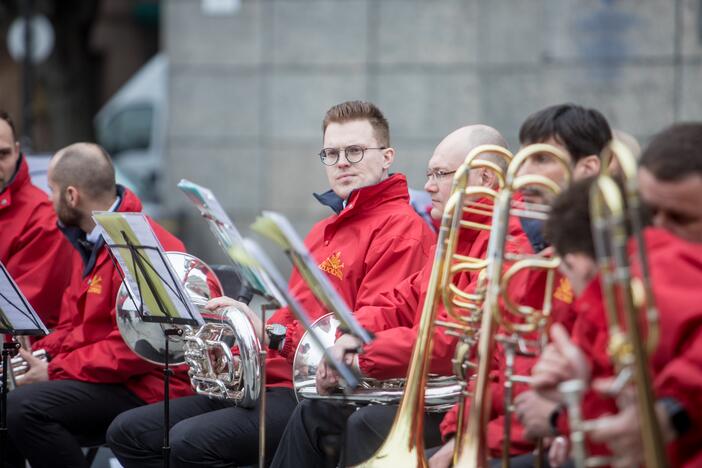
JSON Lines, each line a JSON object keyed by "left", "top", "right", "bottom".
{"left": 0, "top": 262, "right": 48, "bottom": 335}
{"left": 177, "top": 179, "right": 285, "bottom": 306}
{"left": 92, "top": 212, "right": 203, "bottom": 325}
{"left": 251, "top": 211, "right": 372, "bottom": 344}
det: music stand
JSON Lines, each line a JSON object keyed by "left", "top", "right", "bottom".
{"left": 178, "top": 179, "right": 288, "bottom": 468}
{"left": 92, "top": 212, "right": 203, "bottom": 468}
{"left": 0, "top": 261, "right": 48, "bottom": 467}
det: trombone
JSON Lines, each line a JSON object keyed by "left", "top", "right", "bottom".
{"left": 559, "top": 142, "right": 666, "bottom": 468}
{"left": 455, "top": 143, "right": 571, "bottom": 468}
{"left": 350, "top": 144, "right": 513, "bottom": 467}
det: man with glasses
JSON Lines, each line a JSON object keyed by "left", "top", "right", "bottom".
{"left": 107, "top": 100, "right": 435, "bottom": 467}
{"left": 269, "top": 124, "right": 512, "bottom": 468}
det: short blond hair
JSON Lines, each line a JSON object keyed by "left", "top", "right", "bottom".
{"left": 322, "top": 100, "right": 390, "bottom": 147}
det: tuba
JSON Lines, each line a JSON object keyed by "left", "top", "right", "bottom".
{"left": 455, "top": 143, "right": 571, "bottom": 467}
{"left": 347, "top": 144, "right": 513, "bottom": 467}
{"left": 558, "top": 142, "right": 667, "bottom": 468}
{"left": 116, "top": 251, "right": 262, "bottom": 407}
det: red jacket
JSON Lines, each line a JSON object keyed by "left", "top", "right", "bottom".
{"left": 0, "top": 155, "right": 74, "bottom": 328}
{"left": 32, "top": 187, "right": 193, "bottom": 404}
{"left": 566, "top": 228, "right": 702, "bottom": 468}
{"left": 439, "top": 237, "right": 576, "bottom": 458}
{"left": 355, "top": 199, "right": 532, "bottom": 380}
{"left": 265, "top": 174, "right": 435, "bottom": 388}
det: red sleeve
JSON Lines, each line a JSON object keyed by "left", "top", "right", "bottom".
{"left": 654, "top": 319, "right": 702, "bottom": 454}
{"left": 279, "top": 234, "right": 432, "bottom": 363}
{"left": 353, "top": 268, "right": 426, "bottom": 333}
{"left": 5, "top": 208, "right": 74, "bottom": 328}
{"left": 31, "top": 284, "right": 75, "bottom": 357}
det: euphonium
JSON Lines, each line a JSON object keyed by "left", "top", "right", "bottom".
{"left": 455, "top": 143, "right": 572, "bottom": 468}
{"left": 345, "top": 144, "right": 512, "bottom": 467}
{"left": 559, "top": 143, "right": 666, "bottom": 468}
{"left": 116, "top": 251, "right": 261, "bottom": 407}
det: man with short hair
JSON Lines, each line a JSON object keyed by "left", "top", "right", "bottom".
{"left": 528, "top": 123, "right": 702, "bottom": 468}
{"left": 430, "top": 103, "right": 613, "bottom": 468}
{"left": 6, "top": 143, "right": 192, "bottom": 468}
{"left": 0, "top": 111, "right": 73, "bottom": 328}
{"left": 107, "top": 100, "right": 435, "bottom": 467}
{"left": 269, "top": 124, "right": 514, "bottom": 468}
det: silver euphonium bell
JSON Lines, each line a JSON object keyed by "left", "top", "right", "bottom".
{"left": 293, "top": 313, "right": 461, "bottom": 411}
{"left": 116, "top": 251, "right": 261, "bottom": 407}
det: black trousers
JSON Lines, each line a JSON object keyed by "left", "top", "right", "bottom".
{"left": 269, "top": 400, "right": 446, "bottom": 468}
{"left": 106, "top": 387, "right": 297, "bottom": 468}
{"left": 5, "top": 379, "right": 145, "bottom": 468}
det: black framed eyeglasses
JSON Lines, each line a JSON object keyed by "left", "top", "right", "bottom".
{"left": 318, "top": 145, "right": 387, "bottom": 166}
{"left": 425, "top": 169, "right": 457, "bottom": 183}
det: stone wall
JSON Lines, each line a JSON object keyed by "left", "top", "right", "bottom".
{"left": 163, "top": 0, "right": 702, "bottom": 264}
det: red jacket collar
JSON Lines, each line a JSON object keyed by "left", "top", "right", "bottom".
{"left": 338, "top": 173, "right": 410, "bottom": 219}
{"left": 0, "top": 154, "right": 30, "bottom": 211}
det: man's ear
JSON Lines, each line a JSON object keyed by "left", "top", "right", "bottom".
{"left": 65, "top": 185, "right": 80, "bottom": 208}
{"left": 381, "top": 147, "right": 395, "bottom": 170}
{"left": 574, "top": 154, "right": 601, "bottom": 178}
{"left": 481, "top": 168, "right": 499, "bottom": 189}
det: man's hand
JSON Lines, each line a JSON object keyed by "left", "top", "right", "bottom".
{"left": 315, "top": 335, "right": 362, "bottom": 396}
{"left": 205, "top": 296, "right": 266, "bottom": 345}
{"left": 587, "top": 378, "right": 675, "bottom": 468}
{"left": 15, "top": 348, "right": 49, "bottom": 386}
{"left": 428, "top": 437, "right": 455, "bottom": 468}
{"left": 514, "top": 390, "right": 560, "bottom": 440}
{"left": 315, "top": 355, "right": 341, "bottom": 396}
{"left": 531, "top": 323, "right": 590, "bottom": 400}
{"left": 548, "top": 436, "right": 570, "bottom": 468}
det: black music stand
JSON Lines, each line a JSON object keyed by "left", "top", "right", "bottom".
{"left": 93, "top": 212, "right": 202, "bottom": 468}
{"left": 0, "top": 261, "right": 48, "bottom": 468}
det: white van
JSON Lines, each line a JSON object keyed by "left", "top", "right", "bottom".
{"left": 94, "top": 53, "right": 168, "bottom": 205}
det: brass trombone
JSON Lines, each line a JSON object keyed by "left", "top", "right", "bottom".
{"left": 559, "top": 148, "right": 666, "bottom": 467}
{"left": 455, "top": 143, "right": 571, "bottom": 468}
{"left": 350, "top": 144, "right": 512, "bottom": 467}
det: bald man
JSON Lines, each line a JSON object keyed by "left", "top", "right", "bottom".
{"left": 5, "top": 143, "right": 193, "bottom": 468}
{"left": 270, "top": 125, "right": 510, "bottom": 468}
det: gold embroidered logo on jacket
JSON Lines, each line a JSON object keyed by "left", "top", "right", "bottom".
{"left": 319, "top": 251, "right": 344, "bottom": 280}
{"left": 554, "top": 277, "right": 573, "bottom": 304}
{"left": 88, "top": 274, "right": 103, "bottom": 295}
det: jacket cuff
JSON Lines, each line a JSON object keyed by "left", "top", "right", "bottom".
{"left": 279, "top": 325, "right": 297, "bottom": 361}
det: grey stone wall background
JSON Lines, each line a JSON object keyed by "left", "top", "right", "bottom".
{"left": 162, "top": 0, "right": 702, "bottom": 267}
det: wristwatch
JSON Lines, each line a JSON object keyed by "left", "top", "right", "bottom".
{"left": 265, "top": 324, "right": 287, "bottom": 351}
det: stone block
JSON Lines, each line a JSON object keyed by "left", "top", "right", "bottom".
{"left": 374, "top": 0, "right": 478, "bottom": 65}
{"left": 480, "top": 64, "right": 675, "bottom": 143}
{"left": 475, "top": 0, "right": 546, "bottom": 65}
{"left": 539, "top": 0, "right": 675, "bottom": 61}
{"left": 264, "top": 142, "right": 332, "bottom": 219}
{"left": 269, "top": 0, "right": 368, "bottom": 65}
{"left": 681, "top": 0, "right": 702, "bottom": 58}
{"left": 164, "top": 0, "right": 263, "bottom": 66}
{"left": 268, "top": 72, "right": 367, "bottom": 141}
{"left": 680, "top": 64, "right": 702, "bottom": 121}
{"left": 373, "top": 70, "right": 481, "bottom": 141}
{"left": 165, "top": 144, "right": 265, "bottom": 216}
{"left": 169, "top": 71, "right": 261, "bottom": 140}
